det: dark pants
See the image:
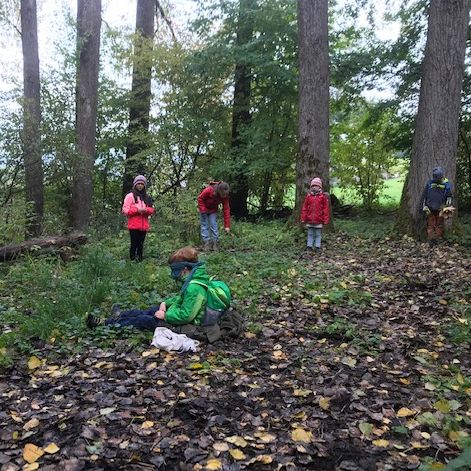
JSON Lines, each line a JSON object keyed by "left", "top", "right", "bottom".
{"left": 105, "top": 306, "right": 167, "bottom": 331}
{"left": 129, "top": 230, "right": 147, "bottom": 261}
{"left": 427, "top": 211, "right": 444, "bottom": 240}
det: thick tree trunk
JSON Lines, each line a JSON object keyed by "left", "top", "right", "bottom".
{"left": 71, "top": 0, "right": 101, "bottom": 232}
{"left": 397, "top": 0, "right": 470, "bottom": 239}
{"left": 230, "top": 0, "right": 253, "bottom": 218}
{"left": 122, "top": 0, "right": 155, "bottom": 197}
{"left": 0, "top": 234, "right": 87, "bottom": 262}
{"left": 21, "top": 0, "right": 44, "bottom": 238}
{"left": 295, "top": 0, "right": 330, "bottom": 217}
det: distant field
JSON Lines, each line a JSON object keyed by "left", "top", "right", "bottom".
{"left": 331, "top": 177, "right": 405, "bottom": 207}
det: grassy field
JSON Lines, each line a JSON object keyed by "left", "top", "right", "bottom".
{"left": 331, "top": 177, "right": 405, "bottom": 207}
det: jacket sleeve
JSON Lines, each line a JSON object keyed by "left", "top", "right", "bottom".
{"left": 122, "top": 193, "right": 138, "bottom": 216}
{"left": 164, "top": 285, "right": 207, "bottom": 325}
{"left": 323, "top": 194, "right": 330, "bottom": 225}
{"left": 197, "top": 187, "right": 211, "bottom": 213}
{"left": 222, "top": 198, "right": 231, "bottom": 229}
{"left": 421, "top": 182, "right": 429, "bottom": 207}
{"left": 445, "top": 182, "right": 453, "bottom": 200}
{"left": 300, "top": 196, "right": 309, "bottom": 223}
{"left": 145, "top": 205, "right": 155, "bottom": 216}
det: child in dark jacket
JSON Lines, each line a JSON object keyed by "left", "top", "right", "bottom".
{"left": 87, "top": 247, "right": 213, "bottom": 330}
{"left": 300, "top": 177, "right": 330, "bottom": 251}
{"left": 197, "top": 181, "right": 231, "bottom": 251}
{"left": 122, "top": 175, "right": 154, "bottom": 261}
{"left": 422, "top": 166, "right": 453, "bottom": 242}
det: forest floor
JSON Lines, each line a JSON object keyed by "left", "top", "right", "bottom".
{"left": 1, "top": 219, "right": 471, "bottom": 471}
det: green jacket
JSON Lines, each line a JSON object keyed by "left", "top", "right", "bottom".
{"left": 164, "top": 265, "right": 209, "bottom": 325}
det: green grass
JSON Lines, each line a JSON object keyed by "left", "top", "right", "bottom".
{"left": 331, "top": 177, "right": 405, "bottom": 207}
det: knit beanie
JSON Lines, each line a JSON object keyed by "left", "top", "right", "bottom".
{"left": 310, "top": 177, "right": 323, "bottom": 188}
{"left": 133, "top": 175, "right": 147, "bottom": 188}
{"left": 432, "top": 167, "right": 444, "bottom": 180}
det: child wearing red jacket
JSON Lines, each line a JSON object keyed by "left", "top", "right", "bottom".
{"left": 300, "top": 177, "right": 330, "bottom": 252}
{"left": 197, "top": 181, "right": 231, "bottom": 251}
{"left": 122, "top": 175, "right": 154, "bottom": 261}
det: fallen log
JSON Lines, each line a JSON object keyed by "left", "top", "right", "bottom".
{"left": 0, "top": 233, "right": 88, "bottom": 262}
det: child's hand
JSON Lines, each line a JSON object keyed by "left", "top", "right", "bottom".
{"left": 159, "top": 302, "right": 166, "bottom": 312}
{"left": 154, "top": 310, "right": 165, "bottom": 320}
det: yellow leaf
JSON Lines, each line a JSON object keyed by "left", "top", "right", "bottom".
{"left": 293, "top": 389, "right": 312, "bottom": 397}
{"left": 254, "top": 432, "right": 276, "bottom": 443}
{"left": 23, "top": 418, "right": 39, "bottom": 431}
{"left": 291, "top": 428, "right": 312, "bottom": 443}
{"left": 438, "top": 299, "right": 448, "bottom": 305}
{"left": 43, "top": 443, "right": 60, "bottom": 454}
{"left": 411, "top": 441, "right": 428, "bottom": 449}
{"left": 319, "top": 396, "right": 331, "bottom": 410}
{"left": 188, "top": 362, "right": 203, "bottom": 370}
{"left": 23, "top": 443, "right": 44, "bottom": 464}
{"left": 256, "top": 455, "right": 273, "bottom": 464}
{"left": 397, "top": 407, "right": 417, "bottom": 418}
{"left": 225, "top": 436, "right": 247, "bottom": 447}
{"left": 229, "top": 449, "right": 246, "bottom": 460}
{"left": 399, "top": 378, "right": 410, "bottom": 385}
{"left": 213, "top": 441, "right": 229, "bottom": 452}
{"left": 27, "top": 356, "right": 42, "bottom": 370}
{"left": 449, "top": 430, "right": 469, "bottom": 442}
{"left": 434, "top": 400, "right": 450, "bottom": 413}
{"left": 205, "top": 458, "right": 222, "bottom": 470}
{"left": 23, "top": 463, "right": 40, "bottom": 471}
{"left": 421, "top": 432, "right": 431, "bottom": 440}
{"left": 372, "top": 439, "right": 389, "bottom": 448}
{"left": 141, "top": 349, "right": 159, "bottom": 357}
{"left": 141, "top": 421, "right": 154, "bottom": 429}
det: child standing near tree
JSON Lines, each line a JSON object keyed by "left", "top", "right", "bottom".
{"left": 422, "top": 166, "right": 453, "bottom": 243}
{"left": 197, "top": 181, "right": 231, "bottom": 251}
{"left": 122, "top": 175, "right": 154, "bottom": 261}
{"left": 300, "top": 177, "right": 330, "bottom": 252}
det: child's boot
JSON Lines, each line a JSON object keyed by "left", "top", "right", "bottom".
{"left": 211, "top": 241, "right": 219, "bottom": 252}
{"left": 203, "top": 241, "right": 211, "bottom": 251}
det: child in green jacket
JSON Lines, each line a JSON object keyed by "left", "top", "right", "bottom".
{"left": 87, "top": 247, "right": 211, "bottom": 330}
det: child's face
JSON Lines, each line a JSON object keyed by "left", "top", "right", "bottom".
{"left": 311, "top": 185, "right": 321, "bottom": 192}
{"left": 135, "top": 182, "right": 145, "bottom": 191}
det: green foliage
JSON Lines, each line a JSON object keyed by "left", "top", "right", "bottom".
{"left": 332, "top": 103, "right": 399, "bottom": 209}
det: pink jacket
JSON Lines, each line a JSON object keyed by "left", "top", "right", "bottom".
{"left": 122, "top": 192, "right": 154, "bottom": 231}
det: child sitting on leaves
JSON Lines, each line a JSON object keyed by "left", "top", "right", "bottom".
{"left": 300, "top": 177, "right": 330, "bottom": 252}
{"left": 87, "top": 247, "right": 215, "bottom": 330}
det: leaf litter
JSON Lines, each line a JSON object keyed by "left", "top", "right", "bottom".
{"left": 0, "top": 235, "right": 470, "bottom": 470}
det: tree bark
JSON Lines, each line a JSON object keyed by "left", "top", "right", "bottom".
{"left": 230, "top": 0, "right": 253, "bottom": 218}
{"left": 397, "top": 0, "right": 470, "bottom": 238}
{"left": 122, "top": 0, "right": 155, "bottom": 197}
{"left": 21, "top": 0, "right": 44, "bottom": 238}
{"left": 72, "top": 0, "right": 101, "bottom": 232}
{"left": 295, "top": 0, "right": 330, "bottom": 217}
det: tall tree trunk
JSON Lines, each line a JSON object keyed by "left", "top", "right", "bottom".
{"left": 397, "top": 0, "right": 470, "bottom": 238}
{"left": 122, "top": 0, "right": 155, "bottom": 197}
{"left": 21, "top": 0, "right": 43, "bottom": 238}
{"left": 72, "top": 0, "right": 101, "bottom": 232}
{"left": 295, "top": 0, "right": 330, "bottom": 217}
{"left": 230, "top": 0, "right": 253, "bottom": 218}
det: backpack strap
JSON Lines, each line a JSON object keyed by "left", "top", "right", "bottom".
{"left": 189, "top": 280, "right": 209, "bottom": 289}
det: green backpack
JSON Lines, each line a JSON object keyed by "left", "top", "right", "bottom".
{"left": 189, "top": 278, "right": 231, "bottom": 326}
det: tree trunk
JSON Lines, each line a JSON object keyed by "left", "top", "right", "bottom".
{"left": 230, "top": 0, "right": 253, "bottom": 218}
{"left": 122, "top": 0, "right": 155, "bottom": 197}
{"left": 397, "top": 0, "right": 470, "bottom": 238}
{"left": 295, "top": 0, "right": 330, "bottom": 218}
{"left": 21, "top": 0, "right": 44, "bottom": 238}
{"left": 71, "top": 0, "right": 101, "bottom": 232}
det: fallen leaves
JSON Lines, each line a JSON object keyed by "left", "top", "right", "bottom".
{"left": 291, "top": 428, "right": 312, "bottom": 443}
{"left": 23, "top": 444, "right": 44, "bottom": 464}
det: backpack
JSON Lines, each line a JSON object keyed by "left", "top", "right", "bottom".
{"left": 189, "top": 278, "right": 231, "bottom": 326}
